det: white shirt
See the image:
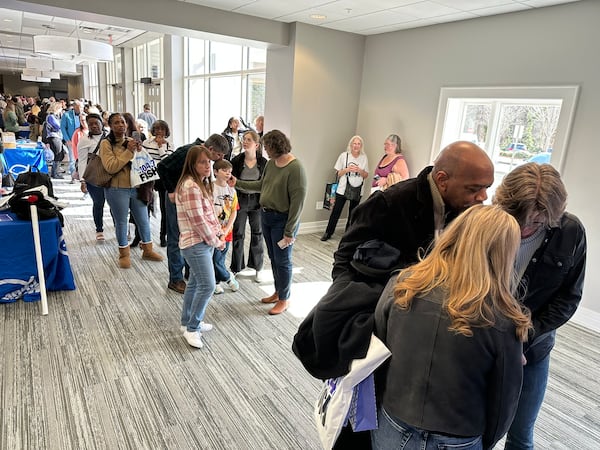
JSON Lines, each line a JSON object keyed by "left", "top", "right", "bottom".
{"left": 333, "top": 151, "right": 369, "bottom": 195}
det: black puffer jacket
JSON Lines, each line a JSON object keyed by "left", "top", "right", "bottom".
{"left": 293, "top": 167, "right": 437, "bottom": 380}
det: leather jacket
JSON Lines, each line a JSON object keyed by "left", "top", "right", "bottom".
{"left": 519, "top": 212, "right": 586, "bottom": 363}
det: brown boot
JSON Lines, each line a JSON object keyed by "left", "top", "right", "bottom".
{"left": 260, "top": 292, "right": 279, "bottom": 304}
{"left": 141, "top": 242, "right": 164, "bottom": 262}
{"left": 118, "top": 246, "right": 131, "bottom": 269}
{"left": 269, "top": 300, "right": 289, "bottom": 315}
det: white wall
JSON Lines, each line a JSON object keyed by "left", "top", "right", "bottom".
{"left": 358, "top": 0, "right": 600, "bottom": 317}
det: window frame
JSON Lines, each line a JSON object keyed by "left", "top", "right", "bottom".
{"left": 431, "top": 85, "right": 580, "bottom": 173}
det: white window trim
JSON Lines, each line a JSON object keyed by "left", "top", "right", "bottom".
{"left": 431, "top": 85, "right": 580, "bottom": 173}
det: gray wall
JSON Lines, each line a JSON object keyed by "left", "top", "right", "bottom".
{"left": 358, "top": 0, "right": 600, "bottom": 317}
{"left": 286, "top": 23, "right": 365, "bottom": 225}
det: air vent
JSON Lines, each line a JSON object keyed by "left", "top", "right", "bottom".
{"left": 106, "top": 26, "right": 131, "bottom": 33}
{"left": 79, "top": 26, "right": 99, "bottom": 34}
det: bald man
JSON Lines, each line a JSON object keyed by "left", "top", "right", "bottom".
{"left": 294, "top": 141, "right": 494, "bottom": 374}
{"left": 293, "top": 141, "right": 493, "bottom": 446}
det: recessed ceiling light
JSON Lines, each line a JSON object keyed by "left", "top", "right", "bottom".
{"left": 3, "top": 19, "right": 13, "bottom": 22}
{"left": 310, "top": 14, "right": 327, "bottom": 20}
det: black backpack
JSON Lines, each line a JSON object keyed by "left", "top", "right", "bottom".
{"left": 8, "top": 188, "right": 64, "bottom": 226}
{"left": 13, "top": 167, "right": 55, "bottom": 198}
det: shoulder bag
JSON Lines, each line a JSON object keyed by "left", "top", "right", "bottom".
{"left": 82, "top": 136, "right": 113, "bottom": 187}
{"left": 343, "top": 153, "right": 363, "bottom": 202}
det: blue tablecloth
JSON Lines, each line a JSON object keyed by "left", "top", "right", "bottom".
{"left": 1, "top": 140, "right": 48, "bottom": 176}
{"left": 0, "top": 211, "right": 75, "bottom": 302}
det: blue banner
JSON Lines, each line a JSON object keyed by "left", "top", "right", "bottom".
{"left": 0, "top": 212, "right": 75, "bottom": 302}
{"left": 1, "top": 141, "right": 48, "bottom": 176}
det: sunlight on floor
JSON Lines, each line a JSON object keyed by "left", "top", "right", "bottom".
{"left": 258, "top": 280, "right": 332, "bottom": 319}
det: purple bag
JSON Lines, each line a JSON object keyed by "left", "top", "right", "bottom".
{"left": 346, "top": 373, "right": 378, "bottom": 432}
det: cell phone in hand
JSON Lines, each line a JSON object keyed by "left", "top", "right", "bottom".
{"left": 278, "top": 238, "right": 295, "bottom": 249}
{"left": 132, "top": 131, "right": 142, "bottom": 143}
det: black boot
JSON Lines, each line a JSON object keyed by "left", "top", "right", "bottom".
{"left": 320, "top": 233, "right": 331, "bottom": 242}
{"left": 130, "top": 227, "right": 141, "bottom": 248}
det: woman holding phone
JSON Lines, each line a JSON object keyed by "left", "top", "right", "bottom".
{"left": 100, "top": 113, "right": 163, "bottom": 268}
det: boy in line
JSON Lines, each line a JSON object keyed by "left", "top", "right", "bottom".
{"left": 212, "top": 159, "right": 240, "bottom": 294}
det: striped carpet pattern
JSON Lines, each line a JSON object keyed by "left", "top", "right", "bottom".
{"left": 0, "top": 179, "right": 598, "bottom": 449}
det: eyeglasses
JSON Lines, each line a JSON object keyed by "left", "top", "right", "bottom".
{"left": 521, "top": 221, "right": 545, "bottom": 231}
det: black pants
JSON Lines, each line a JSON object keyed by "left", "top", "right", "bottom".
{"left": 49, "top": 137, "right": 63, "bottom": 177}
{"left": 157, "top": 187, "right": 167, "bottom": 240}
{"left": 325, "top": 193, "right": 360, "bottom": 236}
{"left": 230, "top": 193, "right": 264, "bottom": 273}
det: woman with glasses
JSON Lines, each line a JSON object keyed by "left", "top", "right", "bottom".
{"left": 493, "top": 163, "right": 587, "bottom": 450}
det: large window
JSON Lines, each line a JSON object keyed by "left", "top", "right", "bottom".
{"left": 85, "top": 62, "right": 99, "bottom": 105}
{"left": 133, "top": 38, "right": 164, "bottom": 118}
{"left": 432, "top": 86, "right": 579, "bottom": 195}
{"left": 184, "top": 38, "right": 266, "bottom": 142}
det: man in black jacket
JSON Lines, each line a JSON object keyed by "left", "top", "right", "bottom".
{"left": 293, "top": 140, "right": 494, "bottom": 379}
{"left": 293, "top": 141, "right": 494, "bottom": 448}
{"left": 494, "top": 163, "right": 586, "bottom": 450}
{"left": 157, "top": 134, "right": 229, "bottom": 294}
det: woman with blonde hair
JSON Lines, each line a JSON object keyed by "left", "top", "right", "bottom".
{"left": 373, "top": 204, "right": 531, "bottom": 450}
{"left": 176, "top": 145, "right": 226, "bottom": 348}
{"left": 320, "top": 135, "right": 369, "bottom": 241}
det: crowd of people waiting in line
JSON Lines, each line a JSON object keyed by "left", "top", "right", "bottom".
{"left": 3, "top": 92, "right": 587, "bottom": 449}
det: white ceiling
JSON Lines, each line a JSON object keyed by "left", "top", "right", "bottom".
{"left": 179, "top": 0, "right": 580, "bottom": 34}
{"left": 0, "top": 8, "right": 146, "bottom": 76}
{"left": 0, "top": 0, "right": 580, "bottom": 77}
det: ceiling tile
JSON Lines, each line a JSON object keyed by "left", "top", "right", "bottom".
{"left": 391, "top": 1, "right": 461, "bottom": 19}
{"left": 470, "top": 3, "right": 533, "bottom": 16}
{"left": 522, "top": 0, "right": 579, "bottom": 6}
{"left": 434, "top": 0, "right": 515, "bottom": 11}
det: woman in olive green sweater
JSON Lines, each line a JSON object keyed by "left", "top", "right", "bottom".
{"left": 232, "top": 130, "right": 307, "bottom": 315}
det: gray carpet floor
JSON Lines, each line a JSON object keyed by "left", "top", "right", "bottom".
{"left": 1, "top": 179, "right": 598, "bottom": 449}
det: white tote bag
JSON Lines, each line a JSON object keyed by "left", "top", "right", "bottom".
{"left": 314, "top": 334, "right": 391, "bottom": 449}
{"left": 130, "top": 149, "right": 160, "bottom": 187}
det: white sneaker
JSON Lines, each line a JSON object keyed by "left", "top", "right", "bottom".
{"left": 214, "top": 284, "right": 225, "bottom": 294}
{"left": 255, "top": 270, "right": 267, "bottom": 283}
{"left": 180, "top": 322, "right": 213, "bottom": 333}
{"left": 226, "top": 275, "right": 239, "bottom": 292}
{"left": 183, "top": 330, "right": 203, "bottom": 348}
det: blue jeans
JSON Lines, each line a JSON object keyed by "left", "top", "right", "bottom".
{"left": 65, "top": 141, "right": 76, "bottom": 175}
{"left": 262, "top": 210, "right": 297, "bottom": 301}
{"left": 372, "top": 407, "right": 482, "bottom": 450}
{"left": 505, "top": 353, "right": 551, "bottom": 450}
{"left": 165, "top": 196, "right": 185, "bottom": 283}
{"left": 181, "top": 243, "right": 215, "bottom": 331}
{"left": 87, "top": 182, "right": 106, "bottom": 232}
{"left": 213, "top": 241, "right": 231, "bottom": 283}
{"left": 105, "top": 187, "right": 151, "bottom": 247}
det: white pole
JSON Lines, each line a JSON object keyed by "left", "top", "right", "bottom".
{"left": 30, "top": 204, "right": 48, "bottom": 315}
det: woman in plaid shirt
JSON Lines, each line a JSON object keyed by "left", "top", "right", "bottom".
{"left": 175, "top": 145, "right": 225, "bottom": 349}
